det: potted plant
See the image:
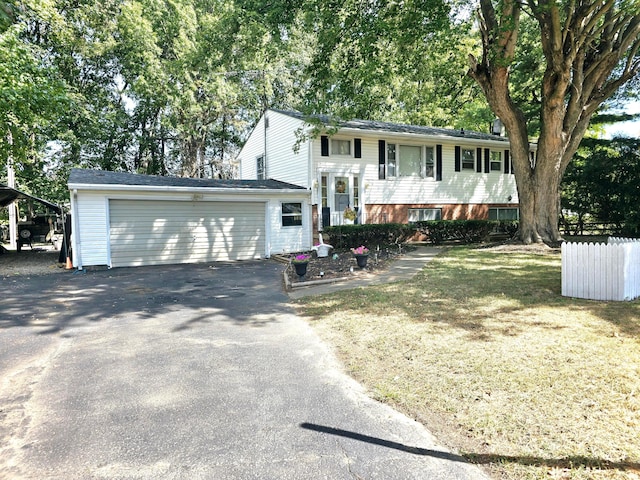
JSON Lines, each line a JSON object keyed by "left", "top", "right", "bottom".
{"left": 350, "top": 245, "right": 369, "bottom": 268}
{"left": 343, "top": 207, "right": 357, "bottom": 224}
{"left": 291, "top": 253, "right": 311, "bottom": 277}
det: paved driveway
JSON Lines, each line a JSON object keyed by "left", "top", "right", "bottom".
{"left": 0, "top": 261, "right": 488, "bottom": 479}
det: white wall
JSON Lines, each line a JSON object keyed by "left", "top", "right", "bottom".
{"left": 71, "top": 186, "right": 312, "bottom": 268}
{"left": 267, "top": 199, "right": 312, "bottom": 255}
{"left": 237, "top": 110, "right": 310, "bottom": 188}
{"left": 310, "top": 134, "right": 518, "bottom": 206}
{"left": 73, "top": 191, "right": 110, "bottom": 267}
{"left": 237, "top": 115, "right": 265, "bottom": 180}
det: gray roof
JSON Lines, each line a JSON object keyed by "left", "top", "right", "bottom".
{"left": 271, "top": 109, "right": 509, "bottom": 143}
{"left": 68, "top": 169, "right": 307, "bottom": 190}
{"left": 0, "top": 184, "right": 62, "bottom": 213}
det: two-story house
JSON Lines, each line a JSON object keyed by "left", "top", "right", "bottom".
{"left": 237, "top": 109, "right": 520, "bottom": 235}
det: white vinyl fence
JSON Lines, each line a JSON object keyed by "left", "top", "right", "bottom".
{"left": 561, "top": 238, "right": 640, "bottom": 301}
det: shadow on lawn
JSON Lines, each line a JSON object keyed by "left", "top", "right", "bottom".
{"left": 298, "top": 248, "right": 640, "bottom": 340}
{"left": 300, "top": 423, "right": 640, "bottom": 473}
{"left": 465, "top": 452, "right": 640, "bottom": 473}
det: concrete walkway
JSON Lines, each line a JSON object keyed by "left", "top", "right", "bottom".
{"left": 288, "top": 245, "right": 443, "bottom": 299}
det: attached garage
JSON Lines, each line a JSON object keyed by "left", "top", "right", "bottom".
{"left": 109, "top": 199, "right": 266, "bottom": 267}
{"left": 68, "top": 169, "right": 311, "bottom": 269}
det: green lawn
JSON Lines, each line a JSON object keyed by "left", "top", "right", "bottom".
{"left": 295, "top": 246, "right": 640, "bottom": 480}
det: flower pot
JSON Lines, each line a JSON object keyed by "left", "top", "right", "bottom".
{"left": 354, "top": 254, "right": 368, "bottom": 268}
{"left": 293, "top": 262, "right": 309, "bottom": 277}
{"left": 316, "top": 245, "right": 331, "bottom": 258}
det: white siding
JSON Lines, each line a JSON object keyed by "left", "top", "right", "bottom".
{"left": 71, "top": 186, "right": 312, "bottom": 268}
{"left": 75, "top": 192, "right": 110, "bottom": 267}
{"left": 237, "top": 115, "right": 266, "bottom": 179}
{"left": 264, "top": 111, "right": 310, "bottom": 187}
{"left": 267, "top": 199, "right": 312, "bottom": 254}
{"left": 239, "top": 111, "right": 522, "bottom": 210}
{"left": 312, "top": 136, "right": 518, "bottom": 206}
{"left": 237, "top": 110, "right": 310, "bottom": 187}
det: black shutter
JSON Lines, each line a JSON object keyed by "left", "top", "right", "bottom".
{"left": 455, "top": 146, "right": 461, "bottom": 172}
{"left": 484, "top": 148, "right": 490, "bottom": 173}
{"left": 321, "top": 136, "right": 329, "bottom": 156}
{"left": 378, "top": 140, "right": 386, "bottom": 179}
{"left": 354, "top": 138, "right": 362, "bottom": 158}
{"left": 504, "top": 150, "right": 510, "bottom": 174}
{"left": 476, "top": 147, "right": 483, "bottom": 172}
{"left": 322, "top": 207, "right": 331, "bottom": 227}
{"left": 436, "top": 144, "right": 443, "bottom": 181}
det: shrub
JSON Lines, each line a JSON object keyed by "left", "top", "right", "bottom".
{"left": 323, "top": 224, "right": 413, "bottom": 250}
{"left": 413, "top": 220, "right": 515, "bottom": 244}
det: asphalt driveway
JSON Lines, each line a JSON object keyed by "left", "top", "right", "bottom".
{"left": 0, "top": 260, "right": 488, "bottom": 479}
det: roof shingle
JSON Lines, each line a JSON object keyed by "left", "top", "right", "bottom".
{"left": 68, "top": 169, "right": 307, "bottom": 190}
{"left": 271, "top": 109, "right": 509, "bottom": 143}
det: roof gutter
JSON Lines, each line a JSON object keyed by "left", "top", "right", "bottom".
{"left": 66, "top": 183, "right": 309, "bottom": 195}
{"left": 335, "top": 127, "right": 517, "bottom": 148}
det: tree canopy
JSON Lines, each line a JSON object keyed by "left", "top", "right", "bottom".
{"left": 1, "top": 0, "right": 639, "bottom": 240}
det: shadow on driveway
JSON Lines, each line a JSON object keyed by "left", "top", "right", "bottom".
{"left": 1, "top": 260, "right": 289, "bottom": 335}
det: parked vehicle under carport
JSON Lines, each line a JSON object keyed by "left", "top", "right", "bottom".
{"left": 1, "top": 184, "right": 65, "bottom": 252}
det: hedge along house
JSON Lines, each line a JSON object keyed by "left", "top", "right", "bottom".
{"left": 68, "top": 168, "right": 311, "bottom": 269}
{"left": 237, "top": 109, "right": 525, "bottom": 231}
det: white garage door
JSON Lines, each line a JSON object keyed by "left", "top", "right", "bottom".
{"left": 109, "top": 199, "right": 266, "bottom": 267}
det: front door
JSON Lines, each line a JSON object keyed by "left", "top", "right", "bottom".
{"left": 320, "top": 174, "right": 360, "bottom": 228}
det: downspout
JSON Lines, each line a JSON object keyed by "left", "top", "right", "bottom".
{"left": 264, "top": 111, "right": 269, "bottom": 257}
{"left": 307, "top": 134, "right": 314, "bottom": 246}
{"left": 71, "top": 189, "right": 82, "bottom": 269}
{"left": 263, "top": 111, "right": 268, "bottom": 179}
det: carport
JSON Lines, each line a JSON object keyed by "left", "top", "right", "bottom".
{"left": 1, "top": 184, "right": 63, "bottom": 251}
{"left": 68, "top": 169, "right": 312, "bottom": 269}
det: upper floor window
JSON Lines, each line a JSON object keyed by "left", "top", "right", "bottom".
{"left": 386, "top": 144, "right": 435, "bottom": 178}
{"left": 490, "top": 151, "right": 502, "bottom": 171}
{"left": 331, "top": 139, "right": 351, "bottom": 156}
{"left": 461, "top": 148, "right": 475, "bottom": 170}
{"left": 256, "top": 155, "right": 265, "bottom": 180}
{"left": 425, "top": 146, "right": 435, "bottom": 178}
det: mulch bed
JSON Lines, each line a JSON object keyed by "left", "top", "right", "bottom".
{"left": 283, "top": 247, "right": 408, "bottom": 286}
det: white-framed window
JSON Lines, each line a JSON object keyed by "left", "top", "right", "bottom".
{"left": 490, "top": 151, "right": 502, "bottom": 171}
{"left": 461, "top": 148, "right": 475, "bottom": 170}
{"left": 398, "top": 145, "right": 422, "bottom": 177}
{"left": 281, "top": 202, "right": 303, "bottom": 227}
{"left": 387, "top": 143, "right": 397, "bottom": 177}
{"left": 321, "top": 176, "right": 328, "bottom": 208}
{"left": 386, "top": 144, "right": 435, "bottom": 178}
{"left": 489, "top": 207, "right": 519, "bottom": 221}
{"left": 408, "top": 208, "right": 442, "bottom": 222}
{"left": 256, "top": 155, "right": 265, "bottom": 180}
{"left": 331, "top": 139, "right": 351, "bottom": 156}
{"left": 425, "top": 146, "right": 435, "bottom": 178}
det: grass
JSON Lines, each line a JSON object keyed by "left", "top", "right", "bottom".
{"left": 295, "top": 246, "right": 640, "bottom": 480}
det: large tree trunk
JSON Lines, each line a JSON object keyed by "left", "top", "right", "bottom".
{"left": 468, "top": 0, "right": 640, "bottom": 246}
{"left": 515, "top": 152, "right": 562, "bottom": 245}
